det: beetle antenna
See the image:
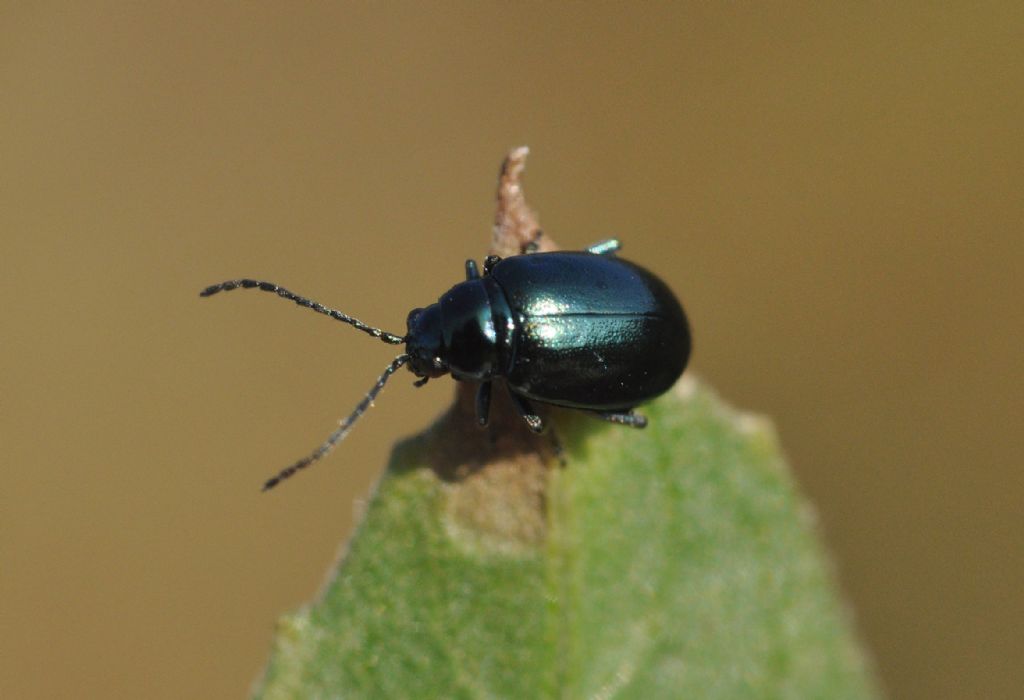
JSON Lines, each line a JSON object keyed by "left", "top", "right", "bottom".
{"left": 200, "top": 279, "right": 405, "bottom": 345}
{"left": 261, "top": 354, "right": 411, "bottom": 491}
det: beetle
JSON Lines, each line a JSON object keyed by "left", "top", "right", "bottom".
{"left": 201, "top": 239, "right": 690, "bottom": 490}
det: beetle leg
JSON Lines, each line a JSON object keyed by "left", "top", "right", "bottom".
{"left": 592, "top": 409, "right": 647, "bottom": 428}
{"left": 465, "top": 259, "right": 481, "bottom": 280}
{"left": 586, "top": 239, "right": 621, "bottom": 256}
{"left": 483, "top": 255, "right": 502, "bottom": 276}
{"left": 508, "top": 390, "right": 545, "bottom": 433}
{"left": 475, "top": 381, "right": 492, "bottom": 427}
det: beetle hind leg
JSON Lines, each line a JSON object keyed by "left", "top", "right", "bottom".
{"left": 592, "top": 409, "right": 647, "bottom": 428}
{"left": 586, "top": 239, "right": 621, "bottom": 256}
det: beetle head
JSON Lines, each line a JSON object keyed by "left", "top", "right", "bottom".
{"left": 405, "top": 305, "right": 449, "bottom": 379}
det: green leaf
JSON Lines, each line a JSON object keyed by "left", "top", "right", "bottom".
{"left": 255, "top": 378, "right": 878, "bottom": 699}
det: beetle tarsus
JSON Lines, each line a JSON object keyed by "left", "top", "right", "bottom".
{"left": 586, "top": 239, "right": 621, "bottom": 256}
{"left": 523, "top": 415, "right": 544, "bottom": 432}
{"left": 593, "top": 409, "right": 647, "bottom": 428}
{"left": 509, "top": 391, "right": 545, "bottom": 433}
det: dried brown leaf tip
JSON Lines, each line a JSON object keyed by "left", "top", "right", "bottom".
{"left": 491, "top": 146, "right": 559, "bottom": 257}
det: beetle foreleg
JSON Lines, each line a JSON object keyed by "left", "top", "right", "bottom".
{"left": 483, "top": 255, "right": 501, "bottom": 276}
{"left": 475, "top": 381, "right": 492, "bottom": 427}
{"left": 508, "top": 390, "right": 545, "bottom": 433}
{"left": 592, "top": 409, "right": 647, "bottom": 428}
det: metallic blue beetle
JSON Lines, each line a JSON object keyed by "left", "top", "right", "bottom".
{"left": 201, "top": 239, "right": 690, "bottom": 490}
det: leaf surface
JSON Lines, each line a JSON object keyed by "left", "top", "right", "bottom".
{"left": 256, "top": 379, "right": 877, "bottom": 699}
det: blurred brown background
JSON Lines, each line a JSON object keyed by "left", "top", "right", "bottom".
{"left": 2, "top": 3, "right": 1020, "bottom": 698}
